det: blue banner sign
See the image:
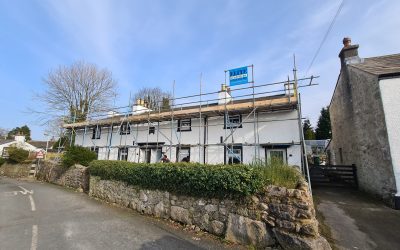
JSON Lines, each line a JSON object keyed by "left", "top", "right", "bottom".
{"left": 229, "top": 66, "right": 248, "bottom": 86}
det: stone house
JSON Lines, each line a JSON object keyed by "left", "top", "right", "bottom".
{"left": 329, "top": 37, "right": 400, "bottom": 208}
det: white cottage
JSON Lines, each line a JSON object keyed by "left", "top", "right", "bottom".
{"left": 65, "top": 83, "right": 303, "bottom": 166}
{"left": 0, "top": 135, "right": 40, "bottom": 157}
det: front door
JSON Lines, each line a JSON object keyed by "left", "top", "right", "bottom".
{"left": 144, "top": 149, "right": 151, "bottom": 163}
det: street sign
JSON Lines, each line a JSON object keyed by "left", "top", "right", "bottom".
{"left": 228, "top": 66, "right": 248, "bottom": 86}
{"left": 36, "top": 151, "right": 44, "bottom": 159}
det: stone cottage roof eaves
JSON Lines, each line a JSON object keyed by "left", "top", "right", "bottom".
{"left": 350, "top": 53, "right": 400, "bottom": 77}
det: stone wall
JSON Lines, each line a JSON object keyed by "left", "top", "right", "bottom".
{"left": 89, "top": 176, "right": 330, "bottom": 249}
{"left": 0, "top": 163, "right": 31, "bottom": 178}
{"left": 36, "top": 161, "right": 89, "bottom": 192}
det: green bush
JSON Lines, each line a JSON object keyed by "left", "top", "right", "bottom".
{"left": 0, "top": 157, "right": 6, "bottom": 166}
{"left": 89, "top": 161, "right": 265, "bottom": 198}
{"left": 62, "top": 146, "right": 97, "bottom": 167}
{"left": 7, "top": 148, "right": 29, "bottom": 163}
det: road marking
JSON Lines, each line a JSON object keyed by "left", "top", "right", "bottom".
{"left": 18, "top": 185, "right": 36, "bottom": 211}
{"left": 18, "top": 186, "right": 34, "bottom": 195}
{"left": 31, "top": 225, "right": 38, "bottom": 250}
{"left": 29, "top": 195, "right": 36, "bottom": 211}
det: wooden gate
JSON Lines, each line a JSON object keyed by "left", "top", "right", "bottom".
{"left": 309, "top": 164, "right": 358, "bottom": 188}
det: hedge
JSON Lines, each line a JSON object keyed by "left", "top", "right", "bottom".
{"left": 62, "top": 146, "right": 97, "bottom": 167}
{"left": 89, "top": 161, "right": 265, "bottom": 198}
{"left": 7, "top": 148, "right": 29, "bottom": 163}
{"left": 0, "top": 157, "right": 6, "bottom": 166}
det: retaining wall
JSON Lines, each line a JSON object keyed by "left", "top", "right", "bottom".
{"left": 36, "top": 162, "right": 89, "bottom": 192}
{"left": 0, "top": 163, "right": 31, "bottom": 178}
{"left": 89, "top": 176, "right": 330, "bottom": 249}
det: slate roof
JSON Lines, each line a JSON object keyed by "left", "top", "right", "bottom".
{"left": 29, "top": 141, "right": 54, "bottom": 149}
{"left": 0, "top": 139, "right": 14, "bottom": 145}
{"left": 350, "top": 54, "right": 400, "bottom": 77}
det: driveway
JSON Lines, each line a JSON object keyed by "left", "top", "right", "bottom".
{"left": 314, "top": 187, "right": 400, "bottom": 250}
{"left": 0, "top": 177, "right": 236, "bottom": 250}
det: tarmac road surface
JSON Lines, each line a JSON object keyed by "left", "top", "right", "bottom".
{"left": 0, "top": 177, "right": 235, "bottom": 250}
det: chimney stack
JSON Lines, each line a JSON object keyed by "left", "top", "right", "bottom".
{"left": 339, "top": 37, "right": 361, "bottom": 67}
{"left": 218, "top": 83, "right": 232, "bottom": 105}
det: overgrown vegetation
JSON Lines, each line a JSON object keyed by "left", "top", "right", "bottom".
{"left": 7, "top": 148, "right": 29, "bottom": 163}
{"left": 0, "top": 157, "right": 6, "bottom": 166}
{"left": 62, "top": 146, "right": 97, "bottom": 167}
{"left": 252, "top": 159, "right": 302, "bottom": 189}
{"left": 89, "top": 160, "right": 302, "bottom": 198}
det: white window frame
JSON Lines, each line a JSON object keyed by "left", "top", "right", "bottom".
{"left": 224, "top": 114, "right": 242, "bottom": 129}
{"left": 118, "top": 147, "right": 128, "bottom": 161}
{"left": 120, "top": 123, "right": 131, "bottom": 135}
{"left": 92, "top": 126, "right": 101, "bottom": 139}
{"left": 266, "top": 148, "right": 287, "bottom": 164}
{"left": 177, "top": 119, "right": 191, "bottom": 132}
{"left": 177, "top": 147, "right": 190, "bottom": 162}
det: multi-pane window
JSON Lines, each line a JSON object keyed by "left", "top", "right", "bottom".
{"left": 92, "top": 126, "right": 101, "bottom": 139}
{"left": 120, "top": 123, "right": 131, "bottom": 135}
{"left": 177, "top": 119, "right": 191, "bottom": 132}
{"left": 224, "top": 114, "right": 242, "bottom": 129}
{"left": 226, "top": 145, "right": 242, "bottom": 164}
{"left": 149, "top": 127, "right": 155, "bottom": 135}
{"left": 177, "top": 147, "right": 190, "bottom": 162}
{"left": 118, "top": 147, "right": 128, "bottom": 161}
{"left": 266, "top": 149, "right": 287, "bottom": 164}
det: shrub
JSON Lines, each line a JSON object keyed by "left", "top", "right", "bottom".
{"left": 7, "top": 147, "right": 29, "bottom": 163}
{"left": 251, "top": 159, "right": 302, "bottom": 189}
{"left": 62, "top": 146, "right": 97, "bottom": 167}
{"left": 89, "top": 161, "right": 265, "bottom": 198}
{"left": 0, "top": 157, "right": 6, "bottom": 166}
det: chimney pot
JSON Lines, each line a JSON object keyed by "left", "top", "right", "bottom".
{"left": 339, "top": 37, "right": 360, "bottom": 67}
{"left": 221, "top": 84, "right": 227, "bottom": 91}
{"left": 343, "top": 37, "right": 351, "bottom": 47}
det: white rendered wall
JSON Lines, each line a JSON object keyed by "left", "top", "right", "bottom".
{"left": 74, "top": 109, "right": 301, "bottom": 165}
{"left": 380, "top": 77, "right": 400, "bottom": 196}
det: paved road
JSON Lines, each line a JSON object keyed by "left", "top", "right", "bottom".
{"left": 0, "top": 177, "right": 233, "bottom": 250}
{"left": 314, "top": 188, "right": 400, "bottom": 250}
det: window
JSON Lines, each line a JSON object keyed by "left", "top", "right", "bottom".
{"left": 2, "top": 147, "right": 10, "bottom": 158}
{"left": 226, "top": 145, "right": 242, "bottom": 164}
{"left": 224, "top": 114, "right": 242, "bottom": 129}
{"left": 177, "top": 119, "right": 191, "bottom": 132}
{"left": 177, "top": 147, "right": 190, "bottom": 162}
{"left": 118, "top": 147, "right": 128, "bottom": 161}
{"left": 120, "top": 123, "right": 130, "bottom": 135}
{"left": 149, "top": 126, "right": 155, "bottom": 135}
{"left": 266, "top": 149, "right": 287, "bottom": 164}
{"left": 92, "top": 126, "right": 101, "bottom": 139}
{"left": 90, "top": 146, "right": 99, "bottom": 158}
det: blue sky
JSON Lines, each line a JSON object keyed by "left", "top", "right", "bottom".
{"left": 0, "top": 0, "right": 399, "bottom": 140}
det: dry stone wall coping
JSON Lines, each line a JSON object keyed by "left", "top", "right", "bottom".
{"left": 89, "top": 176, "right": 330, "bottom": 249}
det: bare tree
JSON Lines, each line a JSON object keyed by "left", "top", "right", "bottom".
{"left": 133, "top": 87, "right": 172, "bottom": 111}
{"left": 0, "top": 127, "right": 9, "bottom": 140}
{"left": 34, "top": 61, "right": 118, "bottom": 123}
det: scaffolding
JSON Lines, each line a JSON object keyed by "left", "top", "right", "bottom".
{"left": 61, "top": 65, "right": 317, "bottom": 182}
